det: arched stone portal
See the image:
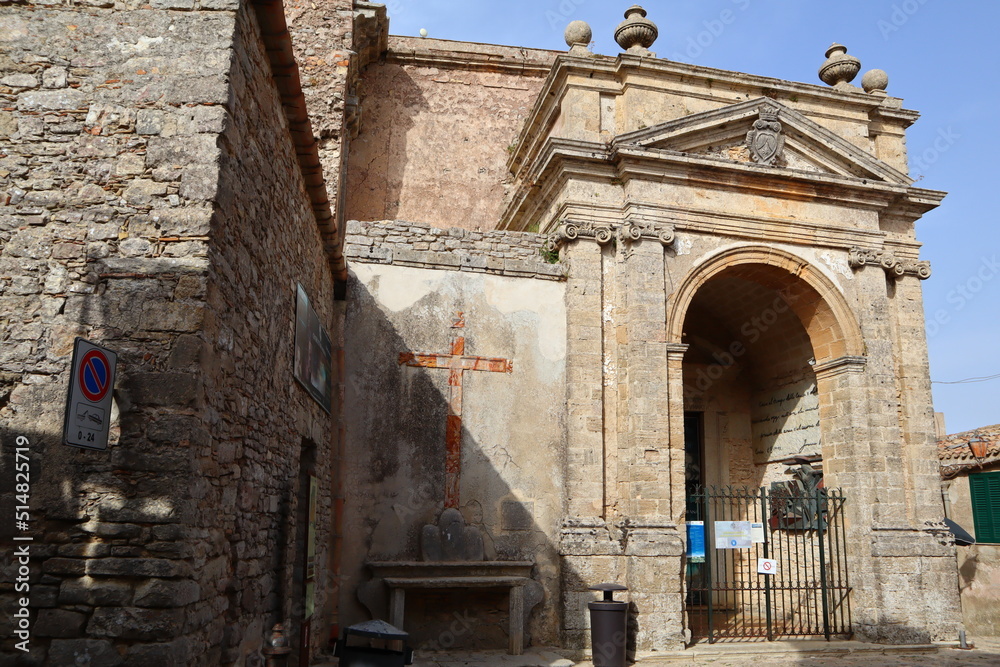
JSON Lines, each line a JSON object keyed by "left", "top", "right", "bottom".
{"left": 665, "top": 246, "right": 867, "bottom": 505}
{"left": 666, "top": 247, "right": 867, "bottom": 639}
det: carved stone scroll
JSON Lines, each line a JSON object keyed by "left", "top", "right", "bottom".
{"left": 848, "top": 247, "right": 931, "bottom": 280}
{"left": 548, "top": 220, "right": 676, "bottom": 251}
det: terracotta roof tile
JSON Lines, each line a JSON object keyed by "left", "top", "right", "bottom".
{"left": 938, "top": 424, "right": 1000, "bottom": 475}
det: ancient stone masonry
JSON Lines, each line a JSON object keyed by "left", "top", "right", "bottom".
{"left": 0, "top": 1, "right": 349, "bottom": 664}
{"left": 345, "top": 220, "right": 565, "bottom": 280}
{"left": 0, "top": 0, "right": 969, "bottom": 661}
{"left": 286, "top": 0, "right": 387, "bottom": 250}
{"left": 492, "top": 12, "right": 959, "bottom": 649}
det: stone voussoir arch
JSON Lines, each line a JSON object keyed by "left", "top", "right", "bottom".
{"left": 667, "top": 245, "right": 865, "bottom": 365}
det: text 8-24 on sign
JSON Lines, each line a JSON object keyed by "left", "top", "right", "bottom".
{"left": 63, "top": 338, "right": 118, "bottom": 451}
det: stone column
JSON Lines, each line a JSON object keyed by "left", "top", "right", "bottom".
{"left": 817, "top": 262, "right": 962, "bottom": 643}
{"left": 615, "top": 239, "right": 672, "bottom": 521}
{"left": 883, "top": 273, "right": 963, "bottom": 642}
{"left": 814, "top": 355, "right": 881, "bottom": 635}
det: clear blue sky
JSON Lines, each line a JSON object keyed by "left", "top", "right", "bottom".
{"left": 385, "top": 1, "right": 999, "bottom": 435}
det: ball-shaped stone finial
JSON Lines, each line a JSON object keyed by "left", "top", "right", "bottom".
{"left": 565, "top": 20, "right": 592, "bottom": 48}
{"left": 615, "top": 5, "right": 658, "bottom": 55}
{"left": 818, "top": 43, "right": 861, "bottom": 88}
{"left": 862, "top": 68, "right": 889, "bottom": 95}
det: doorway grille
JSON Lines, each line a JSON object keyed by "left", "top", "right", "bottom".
{"left": 685, "top": 485, "right": 851, "bottom": 642}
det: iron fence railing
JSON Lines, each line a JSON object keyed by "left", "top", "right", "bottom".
{"left": 685, "top": 485, "right": 851, "bottom": 642}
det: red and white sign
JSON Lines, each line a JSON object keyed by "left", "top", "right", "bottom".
{"left": 63, "top": 338, "right": 118, "bottom": 451}
{"left": 757, "top": 558, "right": 778, "bottom": 575}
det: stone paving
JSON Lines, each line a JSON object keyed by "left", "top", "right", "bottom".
{"left": 314, "top": 639, "right": 1000, "bottom": 667}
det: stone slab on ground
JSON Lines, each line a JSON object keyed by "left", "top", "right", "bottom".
{"left": 312, "top": 639, "right": 1000, "bottom": 667}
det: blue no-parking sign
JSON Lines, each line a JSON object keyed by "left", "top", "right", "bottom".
{"left": 63, "top": 338, "right": 118, "bottom": 450}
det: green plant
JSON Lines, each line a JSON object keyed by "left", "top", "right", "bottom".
{"left": 540, "top": 247, "right": 560, "bottom": 264}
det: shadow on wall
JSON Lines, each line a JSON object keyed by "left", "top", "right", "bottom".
{"left": 346, "top": 65, "right": 423, "bottom": 222}
{"left": 339, "top": 269, "right": 610, "bottom": 654}
{"left": 0, "top": 272, "right": 207, "bottom": 664}
{"left": 0, "top": 263, "right": 325, "bottom": 665}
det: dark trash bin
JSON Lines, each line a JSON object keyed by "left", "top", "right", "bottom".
{"left": 334, "top": 620, "right": 413, "bottom": 667}
{"left": 588, "top": 583, "right": 628, "bottom": 667}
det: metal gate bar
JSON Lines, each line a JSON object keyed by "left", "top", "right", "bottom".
{"left": 686, "top": 486, "right": 851, "bottom": 642}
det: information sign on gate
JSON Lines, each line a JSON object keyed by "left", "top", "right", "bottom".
{"left": 757, "top": 558, "right": 778, "bottom": 575}
{"left": 714, "top": 520, "right": 753, "bottom": 549}
{"left": 63, "top": 338, "right": 118, "bottom": 451}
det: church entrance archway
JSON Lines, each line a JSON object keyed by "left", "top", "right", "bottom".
{"left": 668, "top": 246, "right": 863, "bottom": 641}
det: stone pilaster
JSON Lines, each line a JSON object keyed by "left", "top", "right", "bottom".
{"left": 615, "top": 239, "right": 671, "bottom": 523}
{"left": 666, "top": 344, "right": 689, "bottom": 525}
{"left": 563, "top": 241, "right": 606, "bottom": 521}
{"left": 889, "top": 274, "right": 948, "bottom": 524}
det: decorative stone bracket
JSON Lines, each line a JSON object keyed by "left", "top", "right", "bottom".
{"left": 848, "top": 247, "right": 931, "bottom": 280}
{"left": 546, "top": 220, "right": 676, "bottom": 251}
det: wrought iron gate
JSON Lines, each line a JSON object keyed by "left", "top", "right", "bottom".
{"left": 685, "top": 485, "right": 851, "bottom": 642}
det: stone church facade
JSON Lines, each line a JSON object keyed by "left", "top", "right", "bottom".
{"left": 0, "top": 1, "right": 962, "bottom": 664}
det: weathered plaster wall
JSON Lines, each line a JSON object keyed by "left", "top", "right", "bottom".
{"left": 342, "top": 261, "right": 566, "bottom": 648}
{"left": 945, "top": 475, "right": 1000, "bottom": 636}
{"left": 345, "top": 38, "right": 556, "bottom": 230}
{"left": 0, "top": 2, "right": 344, "bottom": 664}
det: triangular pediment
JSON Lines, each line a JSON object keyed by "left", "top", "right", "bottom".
{"left": 614, "top": 97, "right": 910, "bottom": 185}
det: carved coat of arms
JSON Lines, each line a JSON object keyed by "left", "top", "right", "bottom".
{"left": 746, "top": 105, "right": 784, "bottom": 166}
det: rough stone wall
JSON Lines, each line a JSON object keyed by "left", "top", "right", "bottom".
{"left": 346, "top": 39, "right": 556, "bottom": 230}
{"left": 284, "top": 0, "right": 355, "bottom": 221}
{"left": 0, "top": 3, "right": 237, "bottom": 664}
{"left": 0, "top": 2, "right": 343, "bottom": 664}
{"left": 345, "top": 220, "right": 564, "bottom": 280}
{"left": 198, "top": 4, "right": 343, "bottom": 665}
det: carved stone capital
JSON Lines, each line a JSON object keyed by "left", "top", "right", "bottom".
{"left": 550, "top": 220, "right": 676, "bottom": 251}
{"left": 848, "top": 247, "right": 931, "bottom": 280}
{"left": 812, "top": 355, "right": 867, "bottom": 379}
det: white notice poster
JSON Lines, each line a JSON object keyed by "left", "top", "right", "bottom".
{"left": 714, "top": 521, "right": 753, "bottom": 549}
{"left": 751, "top": 522, "right": 766, "bottom": 543}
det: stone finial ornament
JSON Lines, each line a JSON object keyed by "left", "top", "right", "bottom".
{"left": 818, "top": 43, "right": 861, "bottom": 89}
{"left": 862, "top": 68, "right": 889, "bottom": 95}
{"left": 564, "top": 20, "right": 593, "bottom": 56}
{"left": 615, "top": 5, "right": 658, "bottom": 56}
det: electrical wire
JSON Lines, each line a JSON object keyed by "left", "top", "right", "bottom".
{"left": 932, "top": 372, "right": 1000, "bottom": 385}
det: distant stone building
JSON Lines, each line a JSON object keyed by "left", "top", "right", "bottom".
{"left": 0, "top": 1, "right": 963, "bottom": 664}
{"left": 940, "top": 425, "right": 1000, "bottom": 636}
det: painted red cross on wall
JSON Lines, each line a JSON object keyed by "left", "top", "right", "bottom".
{"left": 399, "top": 312, "right": 513, "bottom": 509}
